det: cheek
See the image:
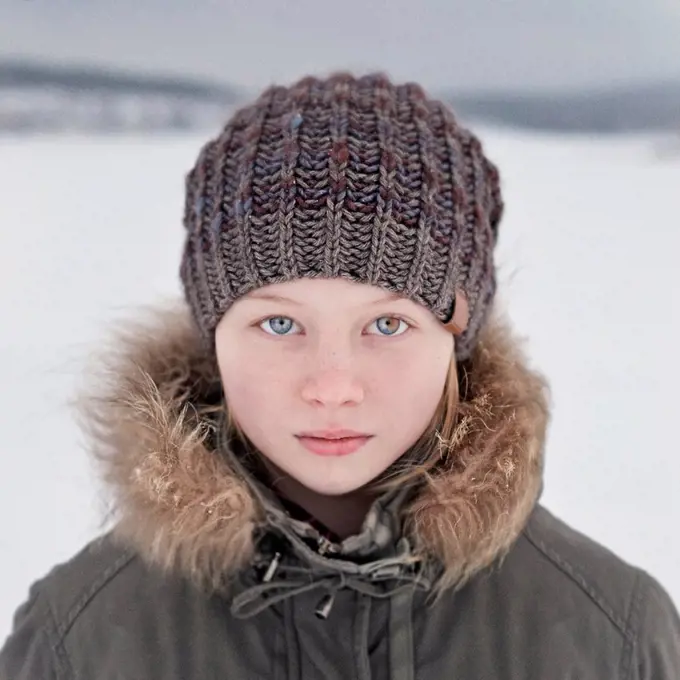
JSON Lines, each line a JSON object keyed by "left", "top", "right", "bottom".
{"left": 371, "top": 351, "right": 450, "bottom": 431}
{"left": 218, "top": 354, "right": 294, "bottom": 429}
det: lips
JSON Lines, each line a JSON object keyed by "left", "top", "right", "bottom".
{"left": 295, "top": 431, "right": 373, "bottom": 457}
{"left": 297, "top": 429, "right": 371, "bottom": 440}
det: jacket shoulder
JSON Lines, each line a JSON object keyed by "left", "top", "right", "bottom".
{"left": 517, "top": 505, "right": 680, "bottom": 678}
{"left": 37, "top": 533, "right": 138, "bottom": 634}
{"left": 521, "top": 504, "right": 638, "bottom": 631}
{"left": 0, "top": 533, "right": 138, "bottom": 679}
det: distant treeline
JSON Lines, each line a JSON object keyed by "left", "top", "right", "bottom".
{"left": 1, "top": 61, "right": 678, "bottom": 134}
{"left": 0, "top": 60, "right": 241, "bottom": 102}
{"left": 445, "top": 82, "right": 680, "bottom": 133}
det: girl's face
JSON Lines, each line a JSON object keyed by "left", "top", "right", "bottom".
{"left": 215, "top": 277, "right": 455, "bottom": 496}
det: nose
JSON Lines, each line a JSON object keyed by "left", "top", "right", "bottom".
{"left": 300, "top": 367, "right": 365, "bottom": 408}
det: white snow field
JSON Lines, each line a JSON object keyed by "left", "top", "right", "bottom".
{"left": 1, "top": 127, "right": 678, "bottom": 641}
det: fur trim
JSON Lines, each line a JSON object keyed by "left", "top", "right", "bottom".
{"left": 76, "top": 301, "right": 549, "bottom": 593}
{"left": 406, "top": 317, "right": 549, "bottom": 591}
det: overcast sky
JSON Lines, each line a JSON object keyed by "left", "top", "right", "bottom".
{"left": 1, "top": 0, "right": 680, "bottom": 92}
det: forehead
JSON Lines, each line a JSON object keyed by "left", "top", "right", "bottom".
{"left": 245, "top": 277, "right": 408, "bottom": 306}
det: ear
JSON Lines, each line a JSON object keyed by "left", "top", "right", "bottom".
{"left": 442, "top": 291, "right": 469, "bottom": 336}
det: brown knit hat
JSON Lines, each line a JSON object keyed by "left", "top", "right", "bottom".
{"left": 180, "top": 72, "right": 503, "bottom": 361}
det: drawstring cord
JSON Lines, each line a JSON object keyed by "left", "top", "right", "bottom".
{"left": 230, "top": 550, "right": 431, "bottom": 620}
{"left": 389, "top": 586, "right": 416, "bottom": 680}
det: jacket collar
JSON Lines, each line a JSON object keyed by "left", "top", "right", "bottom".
{"left": 224, "top": 439, "right": 415, "bottom": 562}
{"left": 77, "top": 300, "right": 550, "bottom": 594}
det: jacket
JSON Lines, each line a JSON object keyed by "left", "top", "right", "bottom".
{"left": 2, "top": 304, "right": 679, "bottom": 679}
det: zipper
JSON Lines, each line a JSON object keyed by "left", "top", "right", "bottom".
{"left": 262, "top": 551, "right": 281, "bottom": 582}
{"left": 317, "top": 535, "right": 339, "bottom": 556}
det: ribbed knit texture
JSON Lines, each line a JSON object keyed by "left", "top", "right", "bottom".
{"left": 180, "top": 72, "right": 503, "bottom": 360}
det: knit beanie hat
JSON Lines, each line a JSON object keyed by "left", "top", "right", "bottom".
{"left": 180, "top": 72, "right": 503, "bottom": 361}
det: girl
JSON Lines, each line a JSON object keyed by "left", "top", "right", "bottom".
{"left": 2, "top": 72, "right": 678, "bottom": 679}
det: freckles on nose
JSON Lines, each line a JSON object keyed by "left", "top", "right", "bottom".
{"left": 300, "top": 369, "right": 365, "bottom": 406}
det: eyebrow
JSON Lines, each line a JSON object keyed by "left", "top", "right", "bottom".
{"left": 370, "top": 292, "right": 407, "bottom": 304}
{"left": 245, "top": 291, "right": 407, "bottom": 305}
{"left": 245, "top": 293, "right": 303, "bottom": 305}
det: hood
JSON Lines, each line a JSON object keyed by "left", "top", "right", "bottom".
{"left": 76, "top": 300, "right": 550, "bottom": 595}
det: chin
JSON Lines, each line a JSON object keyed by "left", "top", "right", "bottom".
{"left": 297, "top": 471, "right": 372, "bottom": 497}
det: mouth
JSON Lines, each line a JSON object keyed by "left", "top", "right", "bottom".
{"left": 295, "top": 431, "right": 374, "bottom": 457}
{"left": 297, "top": 429, "right": 371, "bottom": 440}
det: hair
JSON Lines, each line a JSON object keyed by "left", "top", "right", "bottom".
{"left": 221, "top": 348, "right": 464, "bottom": 494}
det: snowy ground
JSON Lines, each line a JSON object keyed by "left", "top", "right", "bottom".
{"left": 1, "top": 127, "right": 678, "bottom": 641}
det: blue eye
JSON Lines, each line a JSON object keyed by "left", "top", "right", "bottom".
{"left": 370, "top": 317, "right": 409, "bottom": 336}
{"left": 260, "top": 316, "right": 297, "bottom": 336}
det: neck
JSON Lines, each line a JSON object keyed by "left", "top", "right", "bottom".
{"left": 260, "top": 459, "right": 377, "bottom": 540}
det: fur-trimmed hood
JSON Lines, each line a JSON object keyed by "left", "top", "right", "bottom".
{"left": 77, "top": 301, "right": 550, "bottom": 596}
